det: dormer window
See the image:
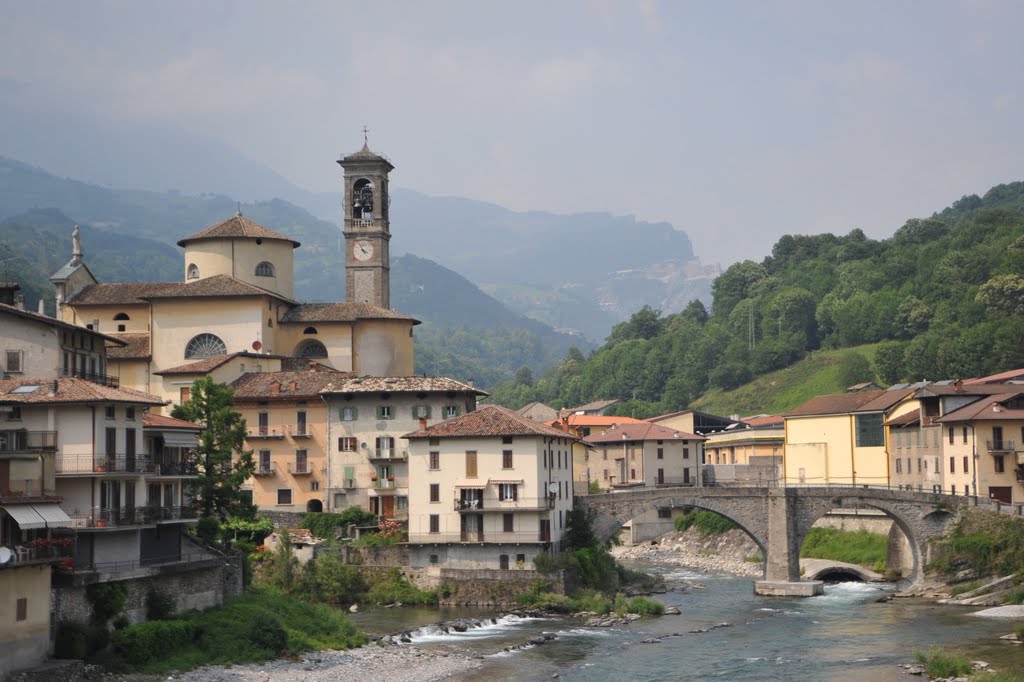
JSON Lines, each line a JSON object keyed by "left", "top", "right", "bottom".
{"left": 255, "top": 261, "right": 275, "bottom": 277}
{"left": 187, "top": 263, "right": 200, "bottom": 280}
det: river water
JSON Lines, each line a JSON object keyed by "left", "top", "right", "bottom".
{"left": 350, "top": 563, "right": 1022, "bottom": 681}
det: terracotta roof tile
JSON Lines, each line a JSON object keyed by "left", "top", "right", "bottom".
{"left": 232, "top": 369, "right": 352, "bottom": 400}
{"left": 547, "top": 415, "right": 646, "bottom": 428}
{"left": 404, "top": 404, "right": 579, "bottom": 440}
{"left": 786, "top": 389, "right": 913, "bottom": 417}
{"left": 142, "top": 412, "right": 201, "bottom": 431}
{"left": 281, "top": 302, "right": 418, "bottom": 324}
{"left": 155, "top": 351, "right": 287, "bottom": 376}
{"left": 567, "top": 399, "right": 619, "bottom": 412}
{"left": 964, "top": 368, "right": 1024, "bottom": 384}
{"left": 0, "top": 377, "right": 166, "bottom": 406}
{"left": 935, "top": 393, "right": 1024, "bottom": 423}
{"left": 177, "top": 214, "right": 300, "bottom": 248}
{"left": 886, "top": 409, "right": 921, "bottom": 427}
{"left": 105, "top": 333, "right": 150, "bottom": 360}
{"left": 68, "top": 275, "right": 293, "bottom": 306}
{"left": 740, "top": 415, "right": 785, "bottom": 427}
{"left": 322, "top": 375, "right": 487, "bottom": 396}
{"left": 585, "top": 422, "right": 704, "bottom": 443}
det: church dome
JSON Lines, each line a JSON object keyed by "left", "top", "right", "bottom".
{"left": 177, "top": 214, "right": 300, "bottom": 248}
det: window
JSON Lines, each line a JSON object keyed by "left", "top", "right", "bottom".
{"left": 657, "top": 508, "right": 671, "bottom": 519}
{"left": 502, "top": 450, "right": 513, "bottom": 469}
{"left": 949, "top": 427, "right": 955, "bottom": 444}
{"left": 180, "top": 386, "right": 190, "bottom": 403}
{"left": 430, "top": 554, "right": 439, "bottom": 565}
{"left": 311, "top": 481, "right": 320, "bottom": 491}
{"left": 443, "top": 405, "right": 459, "bottom": 418}
{"left": 917, "top": 458, "right": 922, "bottom": 473}
{"left": 683, "top": 447, "right": 690, "bottom": 460}
{"left": 429, "top": 438, "right": 440, "bottom": 446}
{"left": 499, "top": 554, "right": 510, "bottom": 570}
{"left": 429, "top": 483, "right": 439, "bottom": 502}
{"left": 277, "top": 489, "right": 292, "bottom": 505}
{"left": 114, "top": 312, "right": 130, "bottom": 321}
{"left": 16, "top": 597, "right": 27, "bottom": 622}
{"left": 603, "top": 469, "right": 608, "bottom": 480}
{"left": 259, "top": 450, "right": 271, "bottom": 472}
{"left": 375, "top": 436, "right": 395, "bottom": 454}
{"left": 298, "top": 340, "right": 327, "bottom": 358}
{"left": 429, "top": 514, "right": 439, "bottom": 533}
{"left": 333, "top": 493, "right": 346, "bottom": 508}
{"left": 854, "top": 414, "right": 885, "bottom": 447}
{"left": 125, "top": 407, "right": 135, "bottom": 421}
{"left": 295, "top": 450, "right": 308, "bottom": 473}
{"left": 398, "top": 496, "right": 408, "bottom": 511}
{"left": 950, "top": 457, "right": 955, "bottom": 474}
{"left": 429, "top": 451, "right": 439, "bottom": 470}
{"left": 465, "top": 451, "right": 477, "bottom": 478}
{"left": 184, "top": 333, "right": 226, "bottom": 359}
{"left": 502, "top": 436, "right": 513, "bottom": 444}
{"left": 187, "top": 263, "right": 199, "bottom": 279}
{"left": 934, "top": 457, "right": 939, "bottom": 473}
{"left": 951, "top": 484, "right": 957, "bottom": 495}
{"left": 657, "top": 447, "right": 664, "bottom": 459}
{"left": 963, "top": 455, "right": 969, "bottom": 473}
{"left": 339, "top": 437, "right": 357, "bottom": 451}
{"left": 503, "top": 513, "right": 514, "bottom": 533}
{"left": 413, "top": 405, "right": 432, "bottom": 419}
{"left": 630, "top": 468, "right": 636, "bottom": 479}
{"left": 258, "top": 412, "right": 269, "bottom": 436}
{"left": 8, "top": 406, "right": 21, "bottom": 421}
{"left": 895, "top": 458, "right": 902, "bottom": 474}
{"left": 994, "top": 455, "right": 1005, "bottom": 473}
{"left": 118, "top": 324, "right": 126, "bottom": 332}
{"left": 516, "top": 553, "right": 526, "bottom": 567}
{"left": 962, "top": 426, "right": 968, "bottom": 444}
{"left": 126, "top": 428, "right": 136, "bottom": 458}
{"left": 340, "top": 406, "right": 358, "bottom": 421}
{"left": 376, "top": 405, "right": 394, "bottom": 420}
{"left": 498, "top": 483, "right": 518, "bottom": 501}
{"left": 102, "top": 405, "right": 116, "bottom": 420}
{"left": 296, "top": 410, "right": 307, "bottom": 435}
{"left": 255, "top": 261, "right": 275, "bottom": 277}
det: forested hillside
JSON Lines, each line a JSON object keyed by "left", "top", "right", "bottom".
{"left": 487, "top": 183, "right": 1024, "bottom": 416}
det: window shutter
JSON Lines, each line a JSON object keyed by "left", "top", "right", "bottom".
{"left": 343, "top": 465, "right": 354, "bottom": 481}
{"left": 388, "top": 437, "right": 395, "bottom": 449}
{"left": 375, "top": 437, "right": 381, "bottom": 450}
{"left": 376, "top": 406, "right": 384, "bottom": 419}
{"left": 512, "top": 485, "right": 518, "bottom": 501}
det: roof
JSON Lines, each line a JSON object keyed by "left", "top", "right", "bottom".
{"left": 403, "top": 404, "right": 580, "bottom": 440}
{"left": 322, "top": 375, "right": 487, "bottom": 396}
{"left": 177, "top": 214, "right": 300, "bottom": 248}
{"left": 142, "top": 412, "right": 201, "bottom": 431}
{"left": 965, "top": 368, "right": 1024, "bottom": 384}
{"left": 67, "top": 275, "right": 295, "bottom": 306}
{"left": 584, "top": 421, "right": 704, "bottom": 444}
{"left": 232, "top": 369, "right": 352, "bottom": 401}
{"left": 516, "top": 402, "right": 559, "bottom": 421}
{"left": 0, "top": 377, "right": 166, "bottom": 406}
{"left": 740, "top": 414, "right": 785, "bottom": 428}
{"left": 914, "top": 383, "right": 1016, "bottom": 398}
{"left": 567, "top": 399, "right": 619, "bottom": 413}
{"left": 547, "top": 414, "right": 646, "bottom": 429}
{"left": 155, "top": 352, "right": 287, "bottom": 376}
{"left": 105, "top": 333, "right": 150, "bottom": 360}
{"left": 340, "top": 142, "right": 394, "bottom": 170}
{"left": 935, "top": 393, "right": 1024, "bottom": 423}
{"left": 281, "top": 302, "right": 418, "bottom": 324}
{"left": 0, "top": 302, "right": 126, "bottom": 345}
{"left": 785, "top": 388, "right": 915, "bottom": 418}
{"left": 885, "top": 409, "right": 921, "bottom": 427}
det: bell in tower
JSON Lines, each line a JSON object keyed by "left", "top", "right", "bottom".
{"left": 338, "top": 130, "right": 394, "bottom": 309}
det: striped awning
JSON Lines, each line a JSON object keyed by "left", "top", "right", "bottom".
{"left": 454, "top": 479, "right": 485, "bottom": 489}
{"left": 162, "top": 432, "right": 199, "bottom": 448}
{"left": 2, "top": 504, "right": 46, "bottom": 530}
{"left": 488, "top": 478, "right": 524, "bottom": 485}
{"left": 33, "top": 503, "right": 72, "bottom": 529}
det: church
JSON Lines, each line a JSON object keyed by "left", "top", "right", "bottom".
{"left": 49, "top": 141, "right": 418, "bottom": 408}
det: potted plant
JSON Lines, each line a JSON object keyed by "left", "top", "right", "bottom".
{"left": 387, "top": 475, "right": 395, "bottom": 481}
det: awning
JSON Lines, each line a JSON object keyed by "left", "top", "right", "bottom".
{"left": 454, "top": 479, "right": 485, "bottom": 489}
{"left": 2, "top": 504, "right": 46, "bottom": 530}
{"left": 162, "top": 432, "right": 199, "bottom": 448}
{"left": 33, "top": 503, "right": 72, "bottom": 529}
{"left": 488, "top": 478, "right": 524, "bottom": 485}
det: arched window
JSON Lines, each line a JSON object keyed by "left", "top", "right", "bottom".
{"left": 113, "top": 312, "right": 130, "bottom": 321}
{"left": 303, "top": 327, "right": 318, "bottom": 335}
{"left": 297, "top": 340, "right": 327, "bottom": 359}
{"left": 255, "top": 261, "right": 275, "bottom": 277}
{"left": 184, "top": 333, "right": 227, "bottom": 359}
{"left": 187, "top": 263, "right": 200, "bottom": 280}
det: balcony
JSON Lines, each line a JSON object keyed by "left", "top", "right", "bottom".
{"left": 369, "top": 448, "right": 407, "bottom": 462}
{"left": 340, "top": 478, "right": 357, "bottom": 489}
{"left": 57, "top": 367, "right": 119, "bottom": 388}
{"left": 253, "top": 464, "right": 276, "bottom": 477}
{"left": 988, "top": 440, "right": 1017, "bottom": 453}
{"left": 150, "top": 459, "right": 198, "bottom": 477}
{"left": 454, "top": 496, "right": 555, "bottom": 512}
{"left": 408, "top": 531, "right": 551, "bottom": 544}
{"left": 56, "top": 454, "right": 155, "bottom": 475}
{"left": 288, "top": 461, "right": 313, "bottom": 476}
{"left": 0, "top": 539, "right": 73, "bottom": 569}
{"left": 67, "top": 505, "right": 198, "bottom": 529}
{"left": 371, "top": 478, "right": 400, "bottom": 490}
{"left": 288, "top": 424, "right": 312, "bottom": 439}
{"left": 1, "top": 479, "right": 58, "bottom": 501}
{"left": 0, "top": 430, "right": 57, "bottom": 455}
{"left": 247, "top": 426, "right": 285, "bottom": 439}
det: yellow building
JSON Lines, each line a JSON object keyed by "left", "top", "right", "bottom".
{"left": 783, "top": 388, "right": 917, "bottom": 486}
{"left": 49, "top": 142, "right": 418, "bottom": 409}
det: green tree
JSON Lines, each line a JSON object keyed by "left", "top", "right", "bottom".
{"left": 171, "top": 377, "right": 255, "bottom": 519}
{"left": 837, "top": 352, "right": 872, "bottom": 388}
{"left": 976, "top": 274, "right": 1024, "bottom": 316}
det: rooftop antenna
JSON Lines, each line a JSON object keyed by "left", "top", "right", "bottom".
{"left": 236, "top": 202, "right": 242, "bottom": 217}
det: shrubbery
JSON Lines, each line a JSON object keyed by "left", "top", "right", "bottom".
{"left": 301, "top": 507, "right": 378, "bottom": 539}
{"left": 800, "top": 527, "right": 887, "bottom": 568}
{"left": 914, "top": 647, "right": 973, "bottom": 679}
{"left": 54, "top": 622, "right": 89, "bottom": 660}
{"left": 112, "top": 620, "right": 199, "bottom": 664}
{"left": 146, "top": 588, "right": 177, "bottom": 621}
{"left": 364, "top": 567, "right": 437, "bottom": 605}
{"left": 675, "top": 510, "right": 739, "bottom": 536}
{"left": 296, "top": 553, "right": 368, "bottom": 605}
{"left": 933, "top": 510, "right": 1024, "bottom": 578}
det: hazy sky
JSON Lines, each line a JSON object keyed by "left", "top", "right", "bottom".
{"left": 2, "top": 1, "right": 1022, "bottom": 264}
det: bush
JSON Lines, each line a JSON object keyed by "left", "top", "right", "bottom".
{"left": 86, "top": 582, "right": 127, "bottom": 625}
{"left": 146, "top": 588, "right": 177, "bottom": 621}
{"left": 299, "top": 553, "right": 367, "bottom": 605}
{"left": 627, "top": 596, "right": 665, "bottom": 616}
{"left": 365, "top": 567, "right": 436, "bottom": 605}
{"left": 800, "top": 527, "right": 887, "bottom": 568}
{"left": 675, "top": 511, "right": 738, "bottom": 536}
{"left": 112, "top": 620, "right": 198, "bottom": 664}
{"left": 914, "top": 647, "right": 973, "bottom": 679}
{"left": 302, "top": 507, "right": 377, "bottom": 539}
{"left": 222, "top": 516, "right": 274, "bottom": 544}
{"left": 248, "top": 613, "right": 288, "bottom": 656}
{"left": 195, "top": 515, "right": 222, "bottom": 545}
{"left": 54, "top": 622, "right": 88, "bottom": 660}
{"left": 1014, "top": 622, "right": 1024, "bottom": 641}
{"left": 87, "top": 623, "right": 111, "bottom": 654}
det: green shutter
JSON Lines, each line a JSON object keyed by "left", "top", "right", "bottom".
{"left": 339, "top": 406, "right": 358, "bottom": 421}
{"left": 343, "top": 465, "right": 354, "bottom": 482}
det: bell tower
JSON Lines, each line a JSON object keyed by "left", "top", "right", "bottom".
{"left": 338, "top": 131, "right": 394, "bottom": 308}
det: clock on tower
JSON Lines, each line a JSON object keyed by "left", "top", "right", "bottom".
{"left": 338, "top": 131, "right": 394, "bottom": 308}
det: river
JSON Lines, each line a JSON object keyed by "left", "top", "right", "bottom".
{"left": 349, "top": 562, "right": 1023, "bottom": 680}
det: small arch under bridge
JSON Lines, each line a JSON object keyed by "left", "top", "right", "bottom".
{"left": 578, "top": 486, "right": 972, "bottom": 596}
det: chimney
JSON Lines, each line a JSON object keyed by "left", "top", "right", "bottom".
{"left": 48, "top": 380, "right": 58, "bottom": 396}
{"left": 418, "top": 416, "right": 427, "bottom": 431}
{"left": 270, "top": 381, "right": 280, "bottom": 396}
{"left": 467, "top": 377, "right": 475, "bottom": 388}
{"left": 13, "top": 292, "right": 25, "bottom": 310}
{"left": 289, "top": 381, "right": 298, "bottom": 391}
{"left": 37, "top": 299, "right": 45, "bottom": 316}
{"left": 954, "top": 379, "right": 963, "bottom": 393}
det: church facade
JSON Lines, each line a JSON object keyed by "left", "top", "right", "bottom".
{"left": 49, "top": 142, "right": 417, "bottom": 409}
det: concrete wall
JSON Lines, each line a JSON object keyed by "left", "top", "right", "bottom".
{"left": 352, "top": 319, "right": 414, "bottom": 377}
{"left": 184, "top": 237, "right": 296, "bottom": 299}
{"left": 0, "top": 565, "right": 52, "bottom": 677}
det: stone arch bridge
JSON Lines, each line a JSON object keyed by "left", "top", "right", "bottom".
{"left": 578, "top": 486, "right": 973, "bottom": 596}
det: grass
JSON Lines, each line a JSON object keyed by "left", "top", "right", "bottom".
{"left": 949, "top": 580, "right": 981, "bottom": 597}
{"left": 364, "top": 567, "right": 437, "bottom": 605}
{"left": 675, "top": 510, "right": 739, "bottom": 536}
{"left": 935, "top": 509, "right": 1024, "bottom": 579}
{"left": 800, "top": 527, "right": 887, "bottom": 569}
{"left": 692, "top": 344, "right": 880, "bottom": 415}
{"left": 108, "top": 587, "right": 366, "bottom": 674}
{"left": 515, "top": 589, "right": 664, "bottom": 617}
{"left": 913, "top": 647, "right": 973, "bottom": 679}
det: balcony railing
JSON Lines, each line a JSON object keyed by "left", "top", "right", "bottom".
{"left": 151, "top": 459, "right": 198, "bottom": 476}
{"left": 1, "top": 485, "right": 59, "bottom": 501}
{"left": 0, "top": 430, "right": 57, "bottom": 454}
{"left": 253, "top": 464, "right": 276, "bottom": 477}
{"left": 56, "top": 454, "right": 154, "bottom": 474}
{"left": 247, "top": 426, "right": 284, "bottom": 439}
{"left": 67, "top": 505, "right": 198, "bottom": 528}
{"left": 57, "top": 367, "right": 119, "bottom": 388}
{"left": 370, "top": 449, "right": 407, "bottom": 462}
{"left": 340, "top": 478, "right": 357, "bottom": 489}
{"left": 454, "top": 496, "right": 555, "bottom": 512}
{"left": 408, "top": 531, "right": 551, "bottom": 544}
{"left": 371, "top": 478, "right": 400, "bottom": 489}
{"left": 1, "top": 540, "right": 73, "bottom": 569}
{"left": 987, "top": 440, "right": 1017, "bottom": 452}
{"left": 288, "top": 462, "right": 313, "bottom": 476}
{"left": 288, "top": 424, "right": 311, "bottom": 438}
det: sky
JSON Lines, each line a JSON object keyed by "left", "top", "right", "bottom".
{"left": 1, "top": 0, "right": 1022, "bottom": 265}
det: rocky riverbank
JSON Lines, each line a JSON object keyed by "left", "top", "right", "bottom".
{"left": 611, "top": 527, "right": 763, "bottom": 577}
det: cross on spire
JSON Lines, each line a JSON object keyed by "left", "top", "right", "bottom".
{"left": 361, "top": 125, "right": 370, "bottom": 145}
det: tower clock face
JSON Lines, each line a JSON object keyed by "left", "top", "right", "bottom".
{"left": 353, "top": 240, "right": 374, "bottom": 261}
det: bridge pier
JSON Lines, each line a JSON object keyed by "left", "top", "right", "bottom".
{"left": 754, "top": 488, "right": 823, "bottom": 597}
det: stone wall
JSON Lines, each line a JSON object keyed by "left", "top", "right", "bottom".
{"left": 435, "top": 568, "right": 565, "bottom": 606}
{"left": 259, "top": 510, "right": 306, "bottom": 530}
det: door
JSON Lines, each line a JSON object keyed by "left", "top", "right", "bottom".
{"left": 989, "top": 486, "right": 1012, "bottom": 504}
{"left": 683, "top": 468, "right": 691, "bottom": 484}
{"left": 657, "top": 468, "right": 664, "bottom": 484}
{"left": 499, "top": 554, "right": 509, "bottom": 570}
{"left": 539, "top": 519, "right": 551, "bottom": 542}
{"left": 461, "top": 514, "right": 483, "bottom": 541}
{"left": 381, "top": 496, "right": 395, "bottom": 519}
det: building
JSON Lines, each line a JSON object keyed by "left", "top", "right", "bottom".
{"left": 404, "top": 405, "right": 578, "bottom": 570}
{"left": 516, "top": 402, "right": 558, "bottom": 423}
{"left": 585, "top": 421, "right": 704, "bottom": 489}
{"left": 545, "top": 414, "right": 646, "bottom": 439}
{"left": 783, "top": 387, "right": 917, "bottom": 486}
{"left": 564, "top": 399, "right": 620, "bottom": 416}
{"left": 50, "top": 142, "right": 418, "bottom": 408}
{"left": 322, "top": 376, "right": 486, "bottom": 519}
{"left": 702, "top": 415, "right": 784, "bottom": 486}
{"left": 231, "top": 366, "right": 348, "bottom": 514}
{"left": 646, "top": 409, "right": 741, "bottom": 438}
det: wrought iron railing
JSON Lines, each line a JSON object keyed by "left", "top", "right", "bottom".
{"left": 0, "top": 430, "right": 57, "bottom": 453}
{"left": 57, "top": 367, "right": 119, "bottom": 388}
